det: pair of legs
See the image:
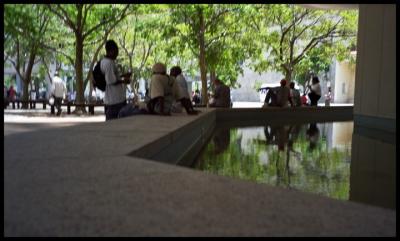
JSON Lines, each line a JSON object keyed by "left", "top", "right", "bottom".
{"left": 179, "top": 98, "right": 199, "bottom": 115}
{"left": 54, "top": 97, "right": 63, "bottom": 116}
{"left": 308, "top": 92, "right": 321, "bottom": 106}
{"left": 105, "top": 101, "right": 127, "bottom": 121}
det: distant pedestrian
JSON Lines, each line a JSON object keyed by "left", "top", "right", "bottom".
{"left": 192, "top": 89, "right": 201, "bottom": 105}
{"left": 8, "top": 85, "right": 16, "bottom": 101}
{"left": 325, "top": 87, "right": 332, "bottom": 106}
{"left": 4, "top": 86, "right": 9, "bottom": 108}
{"left": 300, "top": 94, "right": 308, "bottom": 106}
{"left": 51, "top": 71, "right": 66, "bottom": 116}
{"left": 308, "top": 76, "right": 321, "bottom": 106}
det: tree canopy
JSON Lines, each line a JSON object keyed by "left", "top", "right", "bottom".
{"left": 4, "top": 4, "right": 358, "bottom": 107}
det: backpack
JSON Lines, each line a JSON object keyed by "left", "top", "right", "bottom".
{"left": 92, "top": 60, "right": 106, "bottom": 91}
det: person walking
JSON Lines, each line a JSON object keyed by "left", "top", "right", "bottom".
{"left": 51, "top": 72, "right": 66, "bottom": 116}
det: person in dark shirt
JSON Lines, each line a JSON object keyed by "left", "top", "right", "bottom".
{"left": 209, "top": 78, "right": 230, "bottom": 108}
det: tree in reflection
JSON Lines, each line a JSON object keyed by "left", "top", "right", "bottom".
{"left": 195, "top": 128, "right": 267, "bottom": 182}
{"left": 195, "top": 123, "right": 352, "bottom": 200}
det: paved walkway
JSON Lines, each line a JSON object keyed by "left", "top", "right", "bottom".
{"left": 4, "top": 106, "right": 395, "bottom": 236}
{"left": 4, "top": 107, "right": 105, "bottom": 123}
{"left": 3, "top": 102, "right": 354, "bottom": 136}
{"left": 4, "top": 102, "right": 353, "bottom": 122}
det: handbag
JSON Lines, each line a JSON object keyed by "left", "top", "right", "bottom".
{"left": 49, "top": 96, "right": 55, "bottom": 106}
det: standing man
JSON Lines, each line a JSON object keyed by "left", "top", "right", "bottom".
{"left": 51, "top": 71, "right": 66, "bottom": 116}
{"left": 209, "top": 77, "right": 231, "bottom": 108}
{"left": 101, "top": 40, "right": 131, "bottom": 121}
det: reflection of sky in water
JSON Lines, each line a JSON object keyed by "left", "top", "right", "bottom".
{"left": 194, "top": 122, "right": 353, "bottom": 201}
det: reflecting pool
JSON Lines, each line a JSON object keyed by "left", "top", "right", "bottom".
{"left": 193, "top": 122, "right": 353, "bottom": 201}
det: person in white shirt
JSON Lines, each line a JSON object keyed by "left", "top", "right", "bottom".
{"left": 100, "top": 40, "right": 131, "bottom": 121}
{"left": 51, "top": 72, "right": 66, "bottom": 116}
{"left": 308, "top": 76, "right": 322, "bottom": 106}
{"left": 169, "top": 66, "right": 195, "bottom": 113}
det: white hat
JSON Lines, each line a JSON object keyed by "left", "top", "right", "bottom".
{"left": 152, "top": 63, "right": 166, "bottom": 74}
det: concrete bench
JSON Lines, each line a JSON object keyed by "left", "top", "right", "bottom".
{"left": 8, "top": 100, "right": 48, "bottom": 110}
{"left": 50, "top": 102, "right": 105, "bottom": 115}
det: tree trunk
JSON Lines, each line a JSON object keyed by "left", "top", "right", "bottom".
{"left": 198, "top": 8, "right": 208, "bottom": 106}
{"left": 210, "top": 69, "right": 216, "bottom": 92}
{"left": 74, "top": 33, "right": 86, "bottom": 113}
{"left": 284, "top": 68, "right": 293, "bottom": 86}
{"left": 21, "top": 49, "right": 36, "bottom": 109}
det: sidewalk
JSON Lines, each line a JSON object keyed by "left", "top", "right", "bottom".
{"left": 3, "top": 102, "right": 354, "bottom": 123}
{"left": 4, "top": 107, "right": 106, "bottom": 123}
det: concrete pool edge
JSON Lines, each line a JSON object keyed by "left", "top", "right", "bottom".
{"left": 130, "top": 106, "right": 354, "bottom": 167}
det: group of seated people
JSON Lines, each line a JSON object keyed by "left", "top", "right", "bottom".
{"left": 262, "top": 78, "right": 319, "bottom": 108}
{"left": 118, "top": 62, "right": 231, "bottom": 119}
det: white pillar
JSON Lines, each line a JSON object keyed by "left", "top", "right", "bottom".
{"left": 354, "top": 4, "right": 396, "bottom": 132}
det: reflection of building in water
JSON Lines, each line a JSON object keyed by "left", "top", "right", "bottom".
{"left": 237, "top": 127, "right": 265, "bottom": 154}
{"left": 349, "top": 129, "right": 396, "bottom": 210}
{"left": 332, "top": 122, "right": 353, "bottom": 149}
{"left": 324, "top": 122, "right": 354, "bottom": 150}
{"left": 237, "top": 127, "right": 269, "bottom": 165}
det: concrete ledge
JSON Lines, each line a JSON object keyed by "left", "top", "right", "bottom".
{"left": 4, "top": 106, "right": 396, "bottom": 236}
{"left": 217, "top": 106, "right": 353, "bottom": 127}
{"left": 130, "top": 110, "right": 216, "bottom": 166}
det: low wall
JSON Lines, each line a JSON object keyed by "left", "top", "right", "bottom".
{"left": 130, "top": 106, "right": 354, "bottom": 168}
{"left": 130, "top": 110, "right": 216, "bottom": 166}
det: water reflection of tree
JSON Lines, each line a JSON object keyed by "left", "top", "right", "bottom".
{"left": 195, "top": 123, "right": 352, "bottom": 200}
{"left": 195, "top": 128, "right": 267, "bottom": 182}
{"left": 288, "top": 124, "right": 351, "bottom": 199}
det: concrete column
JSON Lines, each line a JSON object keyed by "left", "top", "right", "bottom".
{"left": 354, "top": 5, "right": 396, "bottom": 132}
{"left": 350, "top": 5, "right": 396, "bottom": 210}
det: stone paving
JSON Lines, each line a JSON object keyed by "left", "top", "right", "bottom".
{"left": 3, "top": 106, "right": 395, "bottom": 237}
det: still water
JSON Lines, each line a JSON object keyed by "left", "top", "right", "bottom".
{"left": 194, "top": 122, "right": 353, "bottom": 201}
